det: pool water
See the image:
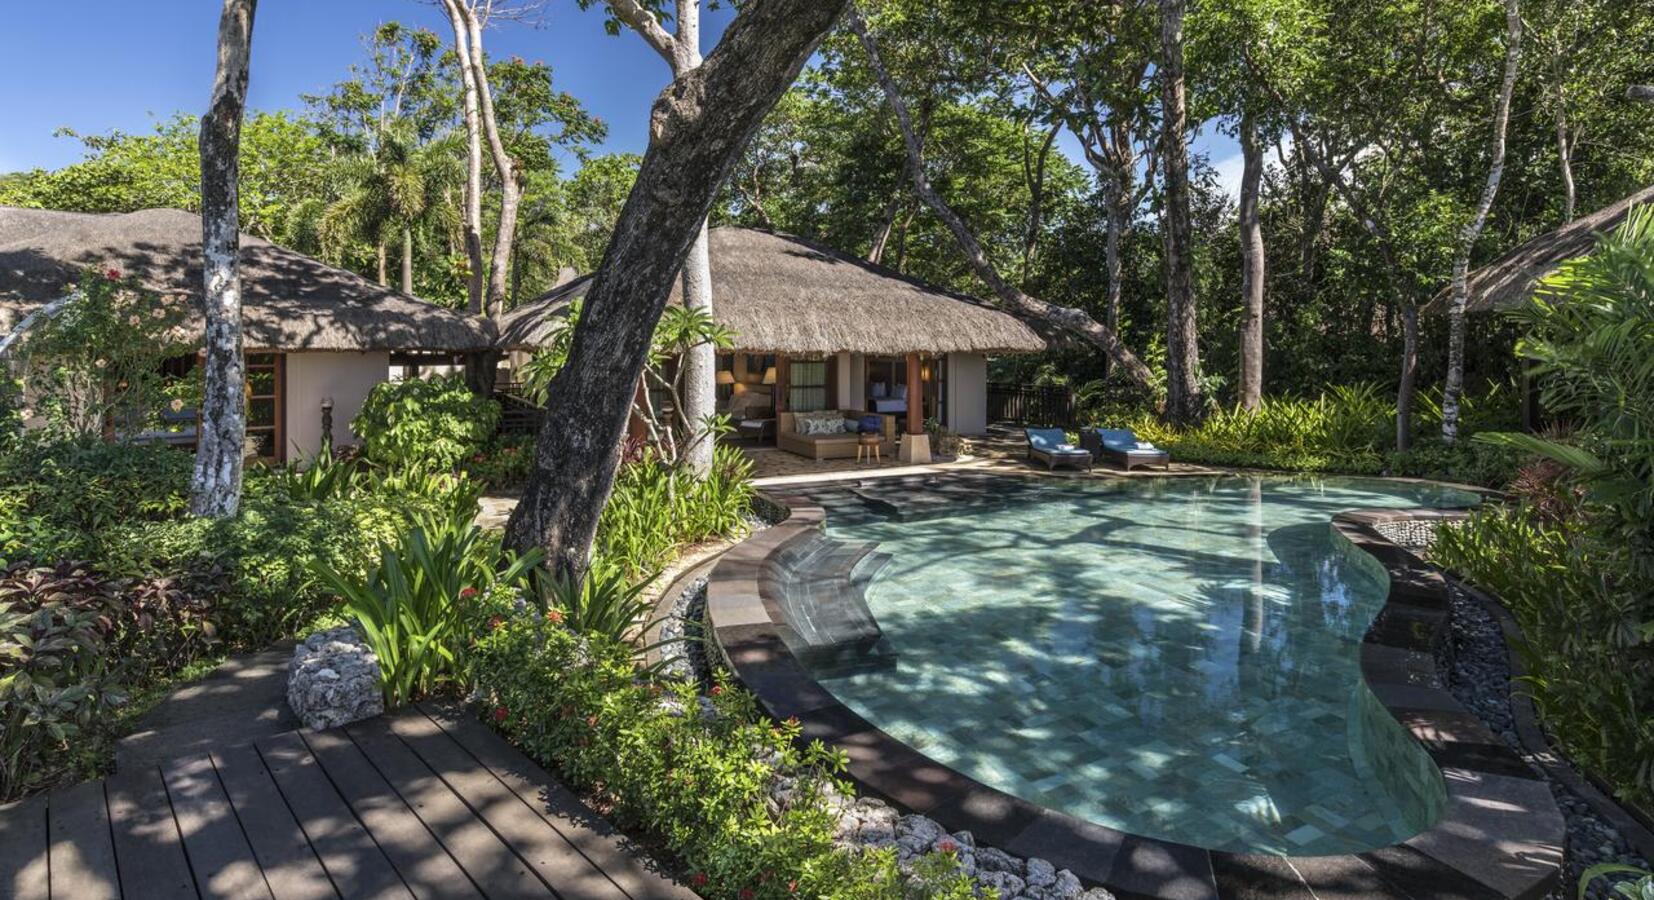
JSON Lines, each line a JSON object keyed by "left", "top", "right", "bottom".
{"left": 812, "top": 475, "right": 1477, "bottom": 856}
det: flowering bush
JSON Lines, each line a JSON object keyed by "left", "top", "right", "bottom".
{"left": 15, "top": 268, "right": 192, "bottom": 439}
{"left": 468, "top": 617, "right": 982, "bottom": 899}
{"left": 462, "top": 433, "right": 534, "bottom": 490}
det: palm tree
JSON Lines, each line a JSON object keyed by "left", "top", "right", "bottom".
{"left": 316, "top": 123, "right": 462, "bottom": 295}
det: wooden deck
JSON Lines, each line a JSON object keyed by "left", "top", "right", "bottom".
{"left": 0, "top": 703, "right": 698, "bottom": 900}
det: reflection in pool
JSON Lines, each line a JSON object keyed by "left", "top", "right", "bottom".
{"left": 809, "top": 475, "right": 1476, "bottom": 855}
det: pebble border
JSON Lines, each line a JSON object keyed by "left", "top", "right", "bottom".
{"left": 706, "top": 487, "right": 1566, "bottom": 900}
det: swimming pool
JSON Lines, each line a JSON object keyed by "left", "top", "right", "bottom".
{"left": 804, "top": 475, "right": 1478, "bottom": 856}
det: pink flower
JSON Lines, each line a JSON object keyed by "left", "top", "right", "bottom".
{"left": 104, "top": 268, "right": 121, "bottom": 280}
{"left": 710, "top": 685, "right": 724, "bottom": 697}
{"left": 546, "top": 608, "right": 565, "bottom": 625}
{"left": 459, "top": 586, "right": 479, "bottom": 600}
{"left": 937, "top": 839, "right": 959, "bottom": 855}
{"left": 739, "top": 889, "right": 755, "bottom": 900}
{"left": 492, "top": 706, "right": 509, "bottom": 723}
{"left": 689, "top": 873, "right": 709, "bottom": 888}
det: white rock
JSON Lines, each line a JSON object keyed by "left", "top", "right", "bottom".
{"left": 287, "top": 627, "right": 382, "bottom": 731}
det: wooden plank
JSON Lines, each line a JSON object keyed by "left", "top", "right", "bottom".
{"left": 342, "top": 718, "right": 549, "bottom": 900}
{"left": 418, "top": 704, "right": 699, "bottom": 900}
{"left": 254, "top": 733, "right": 410, "bottom": 900}
{"left": 46, "top": 780, "right": 120, "bottom": 900}
{"left": 105, "top": 766, "right": 199, "bottom": 900}
{"left": 385, "top": 710, "right": 627, "bottom": 900}
{"left": 210, "top": 744, "right": 334, "bottom": 900}
{"left": 162, "top": 755, "right": 274, "bottom": 900}
{"left": 0, "top": 795, "right": 50, "bottom": 900}
{"left": 298, "top": 729, "right": 480, "bottom": 900}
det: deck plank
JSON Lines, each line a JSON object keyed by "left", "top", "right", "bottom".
{"left": 299, "top": 729, "right": 481, "bottom": 900}
{"left": 105, "top": 766, "right": 199, "bottom": 900}
{"left": 210, "top": 744, "right": 334, "bottom": 900}
{"left": 386, "top": 709, "right": 629, "bottom": 900}
{"left": 343, "top": 717, "right": 550, "bottom": 900}
{"left": 418, "top": 704, "right": 699, "bottom": 900}
{"left": 0, "top": 795, "right": 50, "bottom": 900}
{"left": 45, "top": 780, "right": 120, "bottom": 900}
{"left": 254, "top": 733, "right": 411, "bottom": 900}
{"left": 163, "top": 754, "right": 274, "bottom": 900}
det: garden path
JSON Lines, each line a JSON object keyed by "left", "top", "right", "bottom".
{"left": 2, "top": 693, "right": 697, "bottom": 899}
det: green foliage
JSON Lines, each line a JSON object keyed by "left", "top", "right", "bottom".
{"left": 469, "top": 618, "right": 982, "bottom": 899}
{"left": 14, "top": 269, "right": 192, "bottom": 440}
{"left": 352, "top": 375, "right": 501, "bottom": 471}
{"left": 1580, "top": 864, "right": 1654, "bottom": 900}
{"left": 461, "top": 434, "right": 533, "bottom": 490}
{"left": 1434, "top": 506, "right": 1654, "bottom": 807}
{"left": 596, "top": 446, "right": 755, "bottom": 578}
{"left": 313, "top": 512, "right": 540, "bottom": 707}
{"left": 0, "top": 438, "right": 193, "bottom": 567}
{"left": 0, "top": 561, "right": 220, "bottom": 800}
{"left": 536, "top": 557, "right": 659, "bottom": 646}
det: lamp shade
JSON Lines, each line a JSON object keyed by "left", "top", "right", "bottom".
{"left": 761, "top": 366, "right": 778, "bottom": 385}
{"left": 716, "top": 370, "right": 735, "bottom": 385}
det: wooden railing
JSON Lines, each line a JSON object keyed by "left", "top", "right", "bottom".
{"left": 987, "top": 381, "right": 1076, "bottom": 428}
{"left": 493, "top": 382, "right": 543, "bottom": 435}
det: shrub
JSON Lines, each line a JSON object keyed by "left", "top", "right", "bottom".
{"left": 1434, "top": 507, "right": 1654, "bottom": 807}
{"left": 469, "top": 617, "right": 980, "bottom": 899}
{"left": 0, "top": 438, "right": 193, "bottom": 565}
{"left": 353, "top": 374, "right": 500, "bottom": 470}
{"left": 462, "top": 433, "right": 534, "bottom": 490}
{"left": 0, "top": 561, "right": 220, "bottom": 800}
{"left": 536, "top": 557, "right": 660, "bottom": 645}
{"left": 596, "top": 446, "right": 754, "bottom": 577}
{"left": 313, "top": 511, "right": 539, "bottom": 707}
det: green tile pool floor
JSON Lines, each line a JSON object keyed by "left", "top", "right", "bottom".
{"left": 813, "top": 475, "right": 1476, "bottom": 856}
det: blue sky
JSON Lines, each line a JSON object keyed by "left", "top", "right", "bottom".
{"left": 0, "top": 1, "right": 1244, "bottom": 195}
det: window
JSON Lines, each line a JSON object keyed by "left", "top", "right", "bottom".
{"left": 244, "top": 353, "right": 284, "bottom": 462}
{"left": 788, "top": 358, "right": 828, "bottom": 412}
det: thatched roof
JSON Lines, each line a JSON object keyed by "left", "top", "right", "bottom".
{"left": 1427, "top": 185, "right": 1654, "bottom": 315}
{"left": 498, "top": 227, "right": 1047, "bottom": 356}
{"left": 0, "top": 207, "right": 496, "bottom": 351}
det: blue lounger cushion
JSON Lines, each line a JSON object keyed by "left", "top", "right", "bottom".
{"left": 1027, "top": 428, "right": 1086, "bottom": 455}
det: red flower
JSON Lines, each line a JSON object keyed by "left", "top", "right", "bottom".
{"left": 493, "top": 706, "right": 509, "bottom": 723}
{"left": 487, "top": 614, "right": 504, "bottom": 631}
{"left": 937, "top": 839, "right": 958, "bottom": 855}
{"left": 689, "top": 873, "right": 709, "bottom": 888}
{"left": 739, "top": 889, "right": 755, "bottom": 900}
{"left": 460, "top": 586, "right": 480, "bottom": 600}
{"left": 104, "top": 268, "right": 122, "bottom": 280}
{"left": 546, "top": 609, "right": 565, "bottom": 625}
{"left": 788, "top": 881, "right": 799, "bottom": 894}
{"left": 710, "top": 685, "right": 724, "bottom": 697}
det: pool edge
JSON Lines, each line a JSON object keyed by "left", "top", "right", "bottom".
{"left": 707, "top": 487, "right": 1565, "bottom": 900}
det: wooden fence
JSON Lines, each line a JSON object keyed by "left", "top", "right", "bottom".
{"left": 986, "top": 382, "right": 1077, "bottom": 428}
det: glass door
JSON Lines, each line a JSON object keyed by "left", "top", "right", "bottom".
{"left": 244, "top": 353, "right": 284, "bottom": 463}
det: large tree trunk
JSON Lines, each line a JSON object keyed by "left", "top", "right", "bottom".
{"left": 1158, "top": 0, "right": 1203, "bottom": 425}
{"left": 446, "top": 1, "right": 487, "bottom": 316}
{"left": 673, "top": 3, "right": 716, "bottom": 478}
{"left": 1398, "top": 304, "right": 1419, "bottom": 451}
{"left": 504, "top": 0, "right": 848, "bottom": 575}
{"left": 191, "top": 0, "right": 257, "bottom": 519}
{"left": 1238, "top": 109, "right": 1266, "bottom": 411}
{"left": 1022, "top": 122, "right": 1059, "bottom": 284}
{"left": 847, "top": 7, "right": 1155, "bottom": 389}
{"left": 1442, "top": 0, "right": 1522, "bottom": 443}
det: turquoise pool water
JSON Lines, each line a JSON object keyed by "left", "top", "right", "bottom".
{"left": 813, "top": 475, "right": 1477, "bottom": 856}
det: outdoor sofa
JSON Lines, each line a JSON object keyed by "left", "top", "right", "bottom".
{"left": 1025, "top": 427, "right": 1093, "bottom": 471}
{"left": 1081, "top": 427, "right": 1171, "bottom": 471}
{"left": 778, "top": 409, "right": 897, "bottom": 460}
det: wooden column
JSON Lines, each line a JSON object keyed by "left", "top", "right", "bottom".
{"left": 905, "top": 351, "right": 922, "bottom": 434}
{"left": 774, "top": 355, "right": 789, "bottom": 413}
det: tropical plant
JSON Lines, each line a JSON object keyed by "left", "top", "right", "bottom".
{"left": 1579, "top": 864, "right": 1654, "bottom": 900}
{"left": 536, "top": 557, "right": 662, "bottom": 643}
{"left": 352, "top": 374, "right": 501, "bottom": 471}
{"left": 270, "top": 452, "right": 365, "bottom": 501}
{"left": 595, "top": 446, "right": 754, "bottom": 577}
{"left": 311, "top": 512, "right": 539, "bottom": 707}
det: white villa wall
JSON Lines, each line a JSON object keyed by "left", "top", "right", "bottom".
{"left": 285, "top": 351, "right": 390, "bottom": 462}
{"left": 946, "top": 352, "right": 988, "bottom": 435}
{"left": 835, "top": 351, "right": 854, "bottom": 409}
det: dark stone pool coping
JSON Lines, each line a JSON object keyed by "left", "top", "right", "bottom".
{"left": 707, "top": 487, "right": 1566, "bottom": 900}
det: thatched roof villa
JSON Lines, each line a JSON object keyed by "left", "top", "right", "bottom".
{"left": 500, "top": 226, "right": 1046, "bottom": 458}
{"left": 0, "top": 206, "right": 495, "bottom": 461}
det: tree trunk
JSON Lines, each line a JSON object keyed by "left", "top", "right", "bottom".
{"left": 1102, "top": 183, "right": 1128, "bottom": 378}
{"left": 444, "top": 0, "right": 487, "bottom": 316}
{"left": 191, "top": 0, "right": 257, "bottom": 519}
{"left": 1022, "top": 123, "right": 1059, "bottom": 284}
{"left": 1397, "top": 304, "right": 1418, "bottom": 451}
{"left": 673, "top": 5, "right": 716, "bottom": 479}
{"left": 1158, "top": 0, "right": 1203, "bottom": 425}
{"left": 504, "top": 0, "right": 848, "bottom": 575}
{"left": 376, "top": 243, "right": 388, "bottom": 286}
{"left": 448, "top": 0, "right": 523, "bottom": 323}
{"left": 1238, "top": 109, "right": 1266, "bottom": 411}
{"left": 1442, "top": 0, "right": 1522, "bottom": 443}
{"left": 401, "top": 227, "right": 414, "bottom": 294}
{"left": 1555, "top": 104, "right": 1576, "bottom": 223}
{"left": 847, "top": 8, "right": 1155, "bottom": 390}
